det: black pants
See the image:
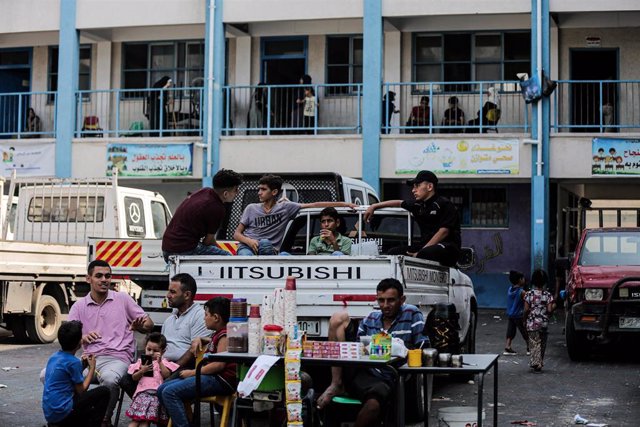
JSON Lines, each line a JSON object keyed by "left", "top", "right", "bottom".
{"left": 388, "top": 242, "right": 460, "bottom": 267}
{"left": 56, "top": 385, "right": 110, "bottom": 427}
{"left": 506, "top": 317, "right": 529, "bottom": 343}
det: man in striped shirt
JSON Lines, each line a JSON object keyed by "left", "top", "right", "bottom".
{"left": 316, "top": 278, "right": 428, "bottom": 426}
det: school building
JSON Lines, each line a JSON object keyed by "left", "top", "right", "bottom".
{"left": 1, "top": 0, "right": 639, "bottom": 306}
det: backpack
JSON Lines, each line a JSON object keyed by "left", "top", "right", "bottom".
{"left": 486, "top": 107, "right": 501, "bottom": 123}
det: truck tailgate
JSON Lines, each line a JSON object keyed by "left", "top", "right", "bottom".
{"left": 0, "top": 241, "right": 86, "bottom": 277}
{"left": 87, "top": 238, "right": 167, "bottom": 277}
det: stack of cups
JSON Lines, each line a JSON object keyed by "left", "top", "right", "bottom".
{"left": 228, "top": 298, "right": 249, "bottom": 353}
{"left": 283, "top": 277, "right": 297, "bottom": 336}
{"left": 230, "top": 298, "right": 248, "bottom": 318}
{"left": 248, "top": 305, "right": 261, "bottom": 354}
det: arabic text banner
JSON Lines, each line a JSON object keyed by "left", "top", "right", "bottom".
{"left": 106, "top": 143, "right": 193, "bottom": 177}
{"left": 1, "top": 142, "right": 55, "bottom": 177}
{"left": 592, "top": 137, "right": 640, "bottom": 175}
{"left": 395, "top": 139, "right": 519, "bottom": 175}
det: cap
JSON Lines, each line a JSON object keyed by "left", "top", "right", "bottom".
{"left": 406, "top": 170, "right": 438, "bottom": 186}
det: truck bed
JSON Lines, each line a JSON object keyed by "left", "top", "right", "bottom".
{"left": 0, "top": 241, "right": 86, "bottom": 278}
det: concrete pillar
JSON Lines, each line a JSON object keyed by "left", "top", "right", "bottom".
{"left": 55, "top": 0, "right": 79, "bottom": 178}
{"left": 234, "top": 36, "right": 251, "bottom": 131}
{"left": 362, "top": 0, "right": 382, "bottom": 191}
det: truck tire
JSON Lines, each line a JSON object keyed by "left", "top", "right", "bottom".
{"left": 7, "top": 317, "right": 30, "bottom": 343}
{"left": 565, "top": 313, "right": 588, "bottom": 361}
{"left": 462, "top": 311, "right": 477, "bottom": 354}
{"left": 405, "top": 373, "right": 425, "bottom": 422}
{"left": 25, "top": 295, "right": 61, "bottom": 344}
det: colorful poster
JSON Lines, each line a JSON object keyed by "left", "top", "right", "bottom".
{"left": 106, "top": 144, "right": 193, "bottom": 177}
{"left": 395, "top": 139, "right": 519, "bottom": 175}
{"left": 592, "top": 137, "right": 640, "bottom": 175}
{"left": 0, "top": 142, "right": 55, "bottom": 177}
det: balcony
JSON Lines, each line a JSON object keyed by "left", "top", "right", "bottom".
{"left": 0, "top": 92, "right": 56, "bottom": 139}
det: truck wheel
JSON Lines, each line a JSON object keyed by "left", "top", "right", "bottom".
{"left": 26, "top": 295, "right": 61, "bottom": 344}
{"left": 565, "top": 313, "right": 587, "bottom": 361}
{"left": 462, "top": 311, "right": 477, "bottom": 354}
{"left": 404, "top": 373, "right": 425, "bottom": 422}
{"left": 7, "top": 317, "right": 30, "bottom": 343}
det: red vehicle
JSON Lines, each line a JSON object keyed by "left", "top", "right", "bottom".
{"left": 564, "top": 227, "right": 640, "bottom": 361}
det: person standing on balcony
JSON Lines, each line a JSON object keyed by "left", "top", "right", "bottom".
{"left": 302, "top": 87, "right": 318, "bottom": 134}
{"left": 381, "top": 91, "right": 399, "bottom": 134}
{"left": 292, "top": 74, "right": 312, "bottom": 133}
{"left": 147, "top": 76, "right": 172, "bottom": 137}
{"left": 247, "top": 83, "right": 271, "bottom": 135}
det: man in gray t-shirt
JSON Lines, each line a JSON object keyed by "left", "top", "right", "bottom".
{"left": 234, "top": 174, "right": 356, "bottom": 255}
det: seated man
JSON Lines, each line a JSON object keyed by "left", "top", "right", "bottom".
{"left": 307, "top": 207, "right": 352, "bottom": 255}
{"left": 234, "top": 174, "right": 356, "bottom": 255}
{"left": 440, "top": 96, "right": 465, "bottom": 134}
{"left": 162, "top": 169, "right": 243, "bottom": 262}
{"left": 316, "top": 278, "right": 428, "bottom": 426}
{"left": 364, "top": 170, "right": 461, "bottom": 267}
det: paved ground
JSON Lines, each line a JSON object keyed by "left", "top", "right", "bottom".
{"left": 1, "top": 309, "right": 639, "bottom": 426}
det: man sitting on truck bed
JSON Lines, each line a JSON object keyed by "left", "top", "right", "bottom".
{"left": 315, "top": 278, "right": 428, "bottom": 425}
{"left": 162, "top": 168, "right": 243, "bottom": 262}
{"left": 68, "top": 259, "right": 154, "bottom": 427}
{"left": 234, "top": 174, "right": 356, "bottom": 255}
{"left": 364, "top": 169, "right": 461, "bottom": 267}
{"left": 307, "top": 207, "right": 352, "bottom": 255}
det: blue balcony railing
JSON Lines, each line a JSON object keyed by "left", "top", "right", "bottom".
{"left": 552, "top": 80, "right": 640, "bottom": 133}
{"left": 223, "top": 83, "right": 362, "bottom": 135}
{"left": 0, "top": 91, "right": 56, "bottom": 139}
{"left": 382, "top": 81, "right": 531, "bottom": 134}
{"left": 75, "top": 87, "right": 204, "bottom": 137}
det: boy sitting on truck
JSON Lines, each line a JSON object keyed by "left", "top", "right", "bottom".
{"left": 316, "top": 278, "right": 428, "bottom": 426}
{"left": 233, "top": 174, "right": 356, "bottom": 255}
{"left": 307, "top": 207, "right": 352, "bottom": 255}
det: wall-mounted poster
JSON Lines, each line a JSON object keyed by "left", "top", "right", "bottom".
{"left": 592, "top": 137, "right": 640, "bottom": 175}
{"left": 396, "top": 139, "right": 519, "bottom": 175}
{"left": 106, "top": 143, "right": 193, "bottom": 177}
{"left": 1, "top": 142, "right": 55, "bottom": 177}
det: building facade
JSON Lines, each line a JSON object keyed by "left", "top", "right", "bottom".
{"left": 1, "top": 0, "right": 639, "bottom": 306}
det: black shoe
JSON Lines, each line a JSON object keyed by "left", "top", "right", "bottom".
{"left": 503, "top": 348, "right": 517, "bottom": 356}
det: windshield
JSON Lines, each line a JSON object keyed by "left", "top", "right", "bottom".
{"left": 281, "top": 211, "right": 422, "bottom": 255}
{"left": 579, "top": 231, "right": 640, "bottom": 266}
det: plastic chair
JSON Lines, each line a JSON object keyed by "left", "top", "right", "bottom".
{"left": 81, "top": 116, "right": 103, "bottom": 137}
{"left": 167, "top": 348, "right": 236, "bottom": 427}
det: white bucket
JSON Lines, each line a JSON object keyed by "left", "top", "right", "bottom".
{"left": 438, "top": 406, "right": 486, "bottom": 427}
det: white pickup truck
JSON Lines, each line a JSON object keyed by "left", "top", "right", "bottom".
{"left": 0, "top": 173, "right": 172, "bottom": 343}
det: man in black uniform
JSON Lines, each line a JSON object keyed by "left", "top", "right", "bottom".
{"left": 364, "top": 170, "right": 461, "bottom": 267}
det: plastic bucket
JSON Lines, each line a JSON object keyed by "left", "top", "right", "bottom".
{"left": 438, "top": 406, "right": 485, "bottom": 427}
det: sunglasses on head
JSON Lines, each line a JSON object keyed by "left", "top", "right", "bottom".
{"left": 94, "top": 273, "right": 112, "bottom": 279}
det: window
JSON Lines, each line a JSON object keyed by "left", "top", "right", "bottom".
{"left": 48, "top": 46, "right": 92, "bottom": 101}
{"left": 413, "top": 32, "right": 530, "bottom": 88}
{"left": 439, "top": 187, "right": 508, "bottom": 227}
{"left": 124, "top": 197, "right": 146, "bottom": 237}
{"left": 151, "top": 201, "right": 171, "bottom": 238}
{"left": 27, "top": 196, "right": 104, "bottom": 223}
{"left": 122, "top": 41, "right": 205, "bottom": 93}
{"left": 326, "top": 35, "right": 363, "bottom": 94}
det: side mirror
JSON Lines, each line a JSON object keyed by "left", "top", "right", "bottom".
{"left": 457, "top": 247, "right": 475, "bottom": 270}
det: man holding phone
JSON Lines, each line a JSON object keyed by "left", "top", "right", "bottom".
{"left": 68, "top": 260, "right": 154, "bottom": 427}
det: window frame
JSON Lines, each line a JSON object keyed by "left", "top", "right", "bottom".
{"left": 325, "top": 34, "right": 363, "bottom": 96}
{"left": 412, "top": 31, "right": 531, "bottom": 92}
{"left": 439, "top": 185, "right": 509, "bottom": 228}
{"left": 48, "top": 45, "right": 92, "bottom": 103}
{"left": 121, "top": 40, "right": 205, "bottom": 98}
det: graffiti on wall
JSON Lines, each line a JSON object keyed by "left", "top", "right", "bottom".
{"left": 468, "top": 233, "right": 504, "bottom": 274}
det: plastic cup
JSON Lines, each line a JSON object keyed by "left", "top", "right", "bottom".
{"left": 408, "top": 349, "right": 423, "bottom": 367}
{"left": 285, "top": 276, "right": 296, "bottom": 290}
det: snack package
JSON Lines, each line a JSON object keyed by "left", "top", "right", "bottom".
{"left": 285, "top": 360, "right": 301, "bottom": 380}
{"left": 285, "top": 380, "right": 302, "bottom": 402}
{"left": 285, "top": 349, "right": 301, "bottom": 361}
{"left": 369, "top": 331, "right": 392, "bottom": 360}
{"left": 286, "top": 402, "right": 303, "bottom": 422}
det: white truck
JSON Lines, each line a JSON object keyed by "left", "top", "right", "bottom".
{"left": 0, "top": 173, "right": 172, "bottom": 343}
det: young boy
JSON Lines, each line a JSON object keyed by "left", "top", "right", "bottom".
{"left": 233, "top": 174, "right": 356, "bottom": 255}
{"left": 157, "top": 297, "right": 235, "bottom": 426}
{"left": 307, "top": 207, "right": 352, "bottom": 255}
{"left": 524, "top": 269, "right": 556, "bottom": 372}
{"left": 504, "top": 270, "right": 529, "bottom": 356}
{"left": 42, "top": 320, "right": 110, "bottom": 427}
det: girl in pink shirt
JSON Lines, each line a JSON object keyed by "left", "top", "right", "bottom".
{"left": 126, "top": 333, "right": 179, "bottom": 427}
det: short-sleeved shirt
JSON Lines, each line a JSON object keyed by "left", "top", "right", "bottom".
{"left": 162, "top": 188, "right": 227, "bottom": 253}
{"left": 127, "top": 358, "right": 180, "bottom": 396}
{"left": 68, "top": 290, "right": 146, "bottom": 363}
{"left": 307, "top": 232, "right": 352, "bottom": 255}
{"left": 357, "top": 303, "right": 428, "bottom": 349}
{"left": 402, "top": 195, "right": 461, "bottom": 249}
{"left": 239, "top": 201, "right": 301, "bottom": 250}
{"left": 524, "top": 289, "right": 554, "bottom": 331}
{"left": 161, "top": 303, "right": 210, "bottom": 362}
{"left": 42, "top": 351, "right": 84, "bottom": 423}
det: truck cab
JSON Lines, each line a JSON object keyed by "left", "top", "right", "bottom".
{"left": 564, "top": 227, "right": 640, "bottom": 360}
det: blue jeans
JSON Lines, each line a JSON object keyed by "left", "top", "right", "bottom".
{"left": 157, "top": 376, "right": 232, "bottom": 427}
{"left": 237, "top": 239, "right": 276, "bottom": 255}
{"left": 163, "top": 242, "right": 231, "bottom": 262}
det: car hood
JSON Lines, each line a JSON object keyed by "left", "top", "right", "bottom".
{"left": 575, "top": 266, "right": 640, "bottom": 287}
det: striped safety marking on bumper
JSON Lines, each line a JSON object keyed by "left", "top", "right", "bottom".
{"left": 95, "top": 240, "right": 142, "bottom": 267}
